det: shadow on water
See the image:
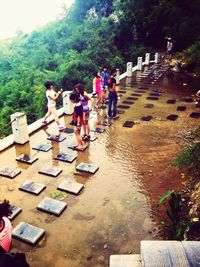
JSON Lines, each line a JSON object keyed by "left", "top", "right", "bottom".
{"left": 0, "top": 68, "right": 200, "bottom": 267}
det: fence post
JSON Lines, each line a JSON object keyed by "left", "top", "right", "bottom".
{"left": 10, "top": 112, "right": 29, "bottom": 144}
{"left": 137, "top": 57, "right": 143, "bottom": 70}
{"left": 63, "top": 91, "right": 73, "bottom": 115}
{"left": 116, "top": 69, "right": 120, "bottom": 85}
{"left": 127, "top": 62, "right": 133, "bottom": 77}
{"left": 155, "top": 52, "right": 160, "bottom": 64}
{"left": 145, "top": 53, "right": 150, "bottom": 65}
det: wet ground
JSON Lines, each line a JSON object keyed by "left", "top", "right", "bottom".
{"left": 0, "top": 66, "right": 200, "bottom": 267}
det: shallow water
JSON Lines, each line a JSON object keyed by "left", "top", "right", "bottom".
{"left": 0, "top": 68, "right": 199, "bottom": 267}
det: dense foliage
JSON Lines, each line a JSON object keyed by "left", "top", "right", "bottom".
{"left": 0, "top": 0, "right": 199, "bottom": 136}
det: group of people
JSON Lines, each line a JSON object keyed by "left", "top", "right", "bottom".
{"left": 42, "top": 67, "right": 119, "bottom": 150}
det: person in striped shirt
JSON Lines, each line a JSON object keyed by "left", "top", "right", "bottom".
{"left": 0, "top": 200, "right": 12, "bottom": 253}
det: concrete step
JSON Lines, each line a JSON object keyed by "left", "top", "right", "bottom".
{"left": 141, "top": 240, "right": 190, "bottom": 267}
{"left": 110, "top": 254, "right": 142, "bottom": 267}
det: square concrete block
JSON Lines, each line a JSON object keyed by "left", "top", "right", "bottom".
{"left": 144, "top": 104, "right": 154, "bottom": 108}
{"left": 123, "top": 121, "right": 134, "bottom": 128}
{"left": 146, "top": 97, "right": 159, "bottom": 100}
{"left": 177, "top": 106, "right": 186, "bottom": 111}
{"left": 12, "top": 221, "right": 45, "bottom": 245}
{"left": 167, "top": 114, "right": 178, "bottom": 121}
{"left": 90, "top": 128, "right": 105, "bottom": 133}
{"left": 196, "top": 103, "right": 200, "bottom": 108}
{"left": 118, "top": 90, "right": 126, "bottom": 94}
{"left": 97, "top": 121, "right": 112, "bottom": 126}
{"left": 122, "top": 101, "right": 134, "bottom": 105}
{"left": 19, "top": 180, "right": 46, "bottom": 195}
{"left": 76, "top": 162, "right": 99, "bottom": 174}
{"left": 58, "top": 180, "right": 84, "bottom": 195}
{"left": 54, "top": 153, "right": 77, "bottom": 163}
{"left": 38, "top": 167, "right": 62, "bottom": 177}
{"left": 68, "top": 143, "right": 89, "bottom": 151}
{"left": 135, "top": 90, "right": 146, "bottom": 94}
{"left": 184, "top": 97, "right": 193, "bottom": 103}
{"left": 117, "top": 110, "right": 125, "bottom": 114}
{"left": 32, "top": 144, "right": 52, "bottom": 152}
{"left": 139, "top": 86, "right": 149, "bottom": 90}
{"left": 130, "top": 94, "right": 142, "bottom": 97}
{"left": 47, "top": 135, "right": 66, "bottom": 142}
{"left": 167, "top": 99, "right": 176, "bottom": 104}
{"left": 16, "top": 154, "right": 38, "bottom": 164}
{"left": 0, "top": 168, "right": 21, "bottom": 179}
{"left": 37, "top": 197, "right": 67, "bottom": 216}
{"left": 8, "top": 205, "right": 22, "bottom": 221}
{"left": 141, "top": 115, "right": 153, "bottom": 121}
{"left": 63, "top": 128, "right": 74, "bottom": 134}
{"left": 118, "top": 105, "right": 130, "bottom": 109}
{"left": 190, "top": 112, "right": 200, "bottom": 119}
{"left": 150, "top": 92, "right": 162, "bottom": 97}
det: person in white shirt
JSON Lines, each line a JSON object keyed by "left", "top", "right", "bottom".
{"left": 42, "top": 81, "right": 65, "bottom": 131}
{"left": 167, "top": 38, "right": 173, "bottom": 59}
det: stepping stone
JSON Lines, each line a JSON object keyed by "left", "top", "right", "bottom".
{"left": 177, "top": 106, "right": 186, "bottom": 111}
{"left": 118, "top": 90, "right": 126, "bottom": 94}
{"left": 130, "top": 94, "right": 142, "bottom": 97}
{"left": 68, "top": 143, "right": 89, "bottom": 151}
{"left": 166, "top": 114, "right": 178, "bottom": 121}
{"left": 8, "top": 205, "right": 22, "bottom": 221}
{"left": 123, "top": 121, "right": 134, "bottom": 128}
{"left": 54, "top": 153, "right": 77, "bottom": 163}
{"left": 122, "top": 100, "right": 134, "bottom": 105}
{"left": 144, "top": 104, "right": 154, "bottom": 108}
{"left": 38, "top": 167, "right": 62, "bottom": 177}
{"left": 139, "top": 86, "right": 149, "bottom": 90}
{"left": 12, "top": 222, "right": 45, "bottom": 245}
{"left": 76, "top": 162, "right": 99, "bottom": 174}
{"left": 150, "top": 93, "right": 162, "bottom": 97}
{"left": 141, "top": 116, "right": 153, "bottom": 121}
{"left": 146, "top": 97, "right": 159, "bottom": 100}
{"left": 37, "top": 197, "right": 67, "bottom": 216}
{"left": 32, "top": 144, "right": 52, "bottom": 152}
{"left": 58, "top": 180, "right": 84, "bottom": 195}
{"left": 135, "top": 90, "right": 146, "bottom": 94}
{"left": 16, "top": 154, "right": 38, "bottom": 164}
{"left": 167, "top": 99, "right": 176, "bottom": 104}
{"left": 195, "top": 103, "right": 200, "bottom": 108}
{"left": 97, "top": 121, "right": 112, "bottom": 126}
{"left": 117, "top": 110, "right": 125, "bottom": 114}
{"left": 118, "top": 105, "right": 130, "bottom": 109}
{"left": 184, "top": 97, "right": 193, "bottom": 103}
{"left": 63, "top": 128, "right": 74, "bottom": 134}
{"left": 19, "top": 180, "right": 46, "bottom": 195}
{"left": 0, "top": 168, "right": 21, "bottom": 179}
{"left": 190, "top": 112, "right": 200, "bottom": 119}
{"left": 90, "top": 127, "right": 105, "bottom": 133}
{"left": 47, "top": 135, "right": 66, "bottom": 142}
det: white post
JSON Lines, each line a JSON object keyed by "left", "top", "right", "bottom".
{"left": 116, "top": 69, "right": 120, "bottom": 85}
{"left": 137, "top": 57, "right": 143, "bottom": 70}
{"left": 10, "top": 112, "right": 29, "bottom": 144}
{"left": 155, "top": 52, "right": 160, "bottom": 64}
{"left": 127, "top": 62, "right": 133, "bottom": 77}
{"left": 145, "top": 53, "right": 150, "bottom": 65}
{"left": 63, "top": 91, "right": 73, "bottom": 115}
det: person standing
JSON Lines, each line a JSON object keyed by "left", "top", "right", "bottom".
{"left": 69, "top": 93, "right": 84, "bottom": 149}
{"left": 101, "top": 66, "right": 109, "bottom": 107}
{"left": 42, "top": 81, "right": 65, "bottom": 131}
{"left": 107, "top": 69, "right": 118, "bottom": 119}
{"left": 0, "top": 200, "right": 12, "bottom": 254}
{"left": 74, "top": 83, "right": 93, "bottom": 141}
{"left": 93, "top": 72, "right": 102, "bottom": 108}
{"left": 167, "top": 38, "right": 173, "bottom": 59}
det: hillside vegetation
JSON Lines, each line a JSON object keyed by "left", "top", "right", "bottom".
{"left": 0, "top": 0, "right": 200, "bottom": 136}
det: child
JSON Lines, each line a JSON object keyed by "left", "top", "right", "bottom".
{"left": 69, "top": 93, "right": 84, "bottom": 149}
{"left": 101, "top": 66, "right": 109, "bottom": 107}
{"left": 74, "top": 83, "right": 93, "bottom": 141}
{"left": 42, "top": 81, "right": 65, "bottom": 131}
{"left": 93, "top": 72, "right": 102, "bottom": 108}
